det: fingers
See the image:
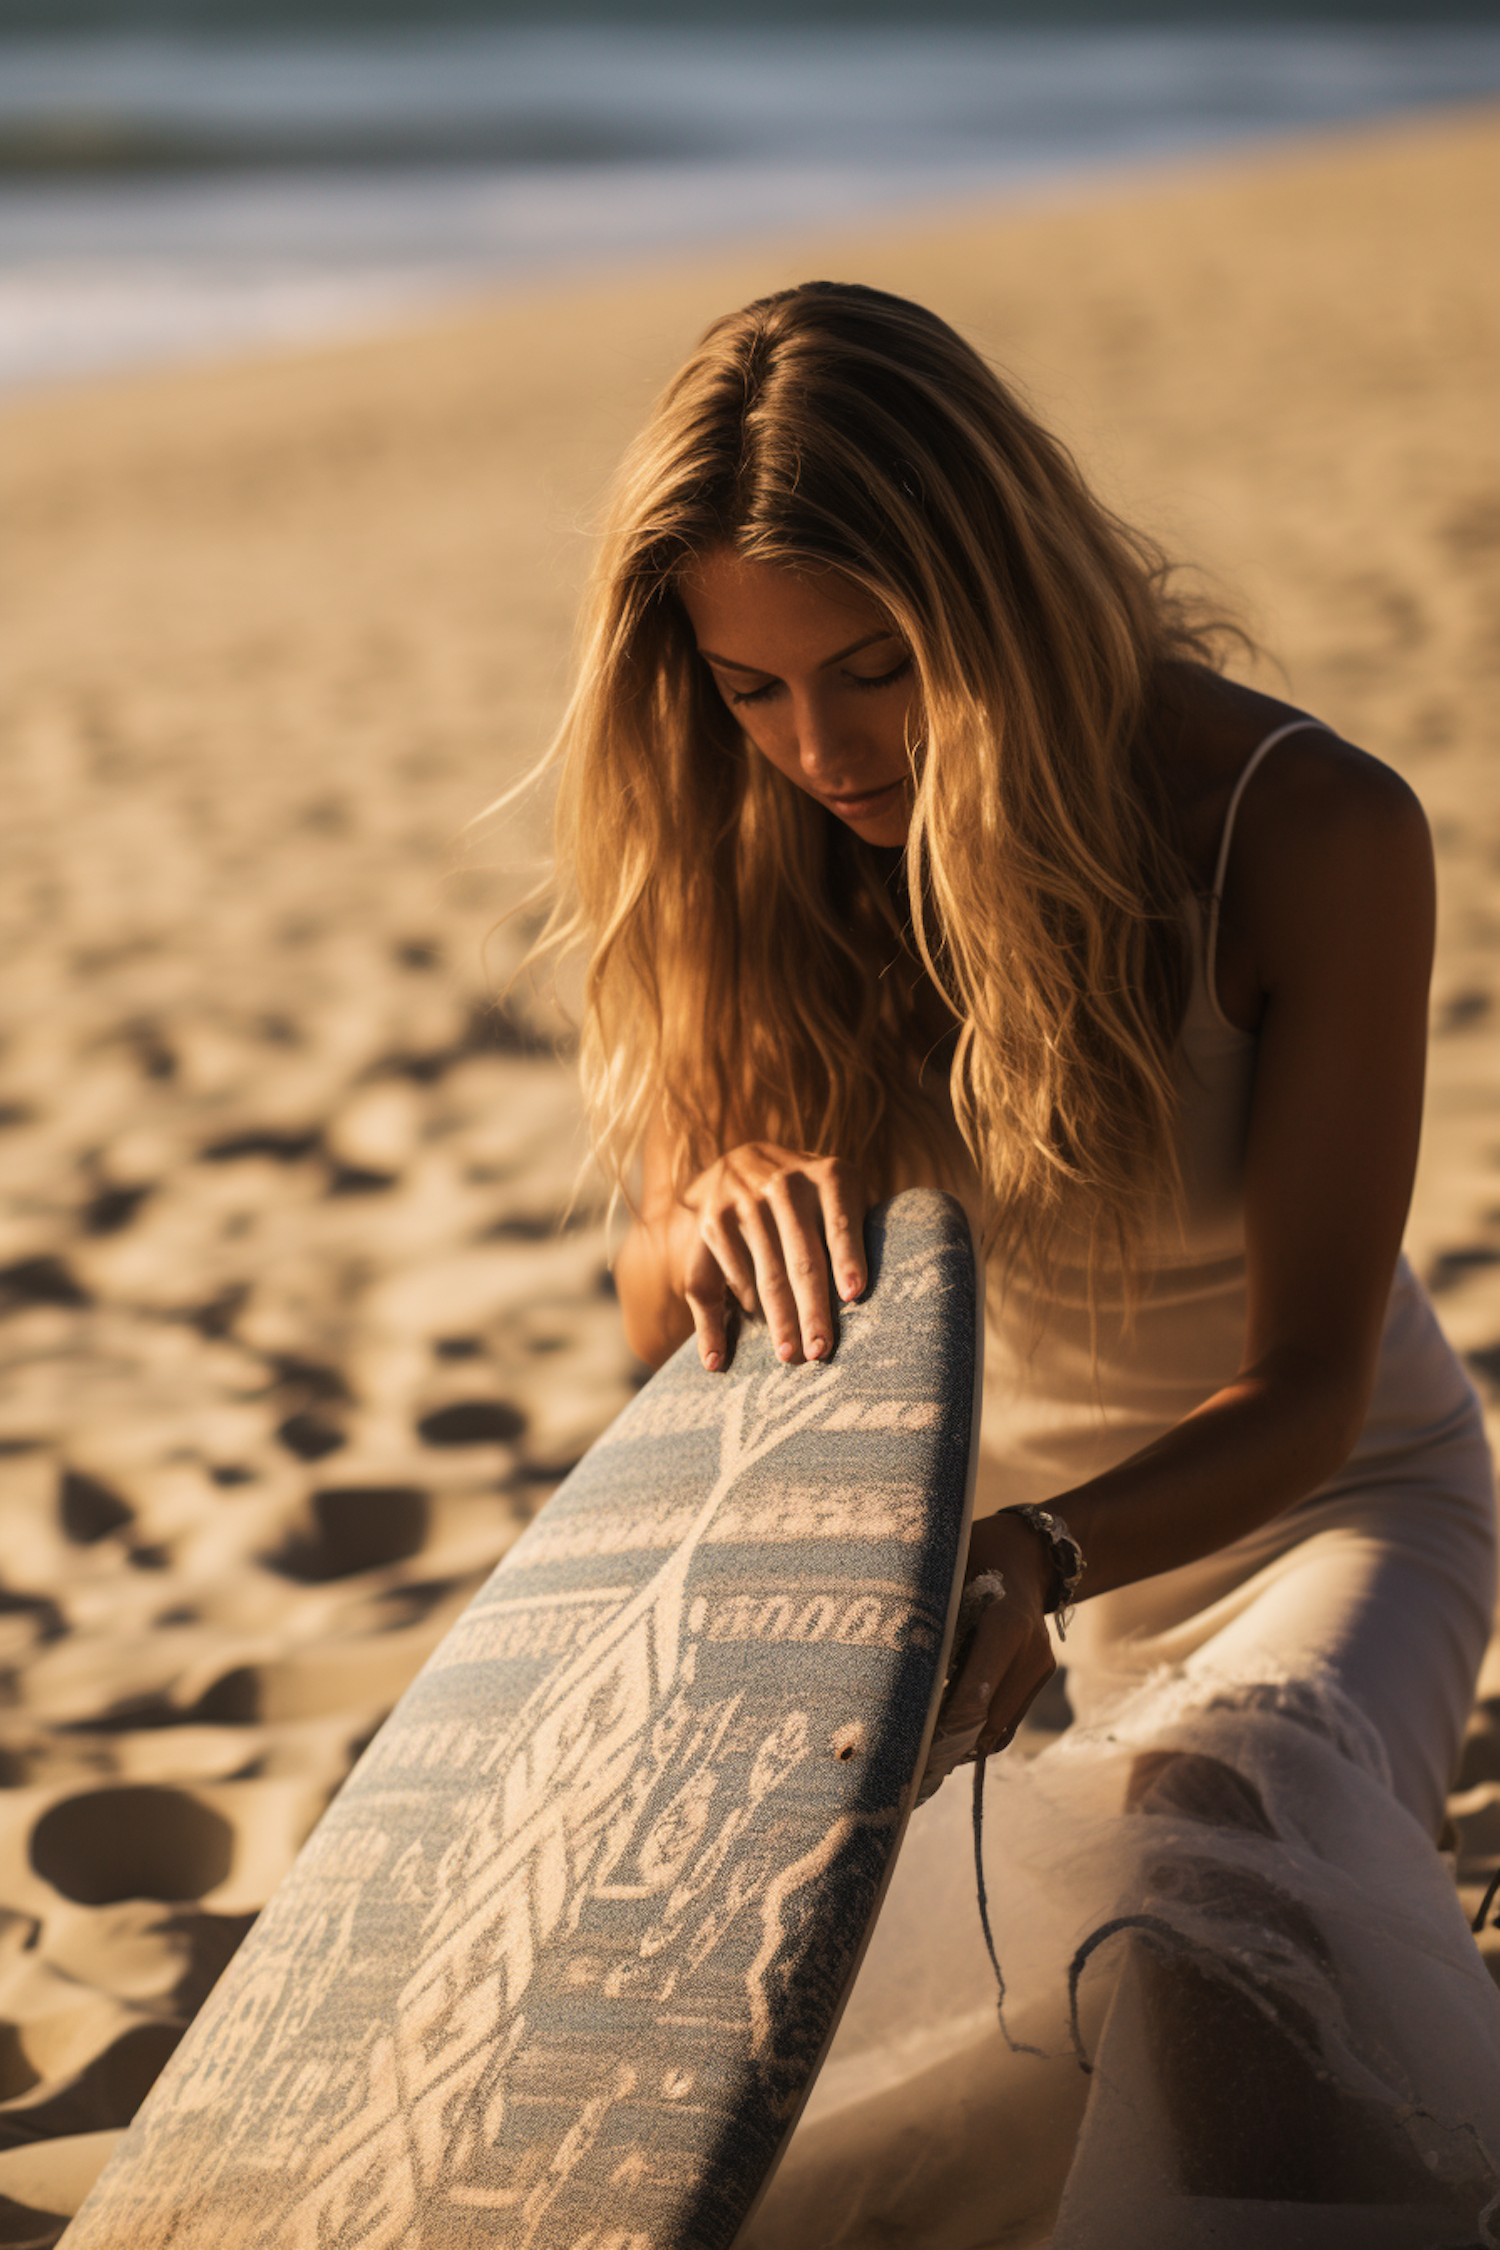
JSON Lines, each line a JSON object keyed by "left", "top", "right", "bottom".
{"left": 737, "top": 1191, "right": 816, "bottom": 1365}
{"left": 920, "top": 1706, "right": 987, "bottom": 1797}
{"left": 688, "top": 1187, "right": 829, "bottom": 1370}
{"left": 816, "top": 1161, "right": 867, "bottom": 1305}
{"left": 699, "top": 1207, "right": 759, "bottom": 1322}
{"left": 766, "top": 1170, "right": 836, "bottom": 1362}
{"left": 716, "top": 1162, "right": 850, "bottom": 1364}
{"left": 688, "top": 1145, "right": 869, "bottom": 1367}
{"left": 682, "top": 1238, "right": 732, "bottom": 1373}
{"left": 977, "top": 1644, "right": 1057, "bottom": 1757}
{"left": 941, "top": 1645, "right": 1003, "bottom": 1750}
{"left": 943, "top": 1600, "right": 1056, "bottom": 1760}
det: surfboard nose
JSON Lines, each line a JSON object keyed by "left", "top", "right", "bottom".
{"left": 65, "top": 1189, "right": 981, "bottom": 2250}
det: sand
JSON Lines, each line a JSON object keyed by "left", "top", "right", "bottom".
{"left": 0, "top": 104, "right": 1497, "bottom": 2236}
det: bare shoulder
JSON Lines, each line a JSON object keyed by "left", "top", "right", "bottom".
{"left": 1227, "top": 728, "right": 1434, "bottom": 1012}
{"left": 1233, "top": 727, "right": 1432, "bottom": 895}
{"left": 1160, "top": 667, "right": 1429, "bottom": 894}
{"left": 1189, "top": 696, "right": 1437, "bottom": 1028}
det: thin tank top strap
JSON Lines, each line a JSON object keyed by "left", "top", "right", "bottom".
{"left": 1202, "top": 717, "right": 1333, "bottom": 1034}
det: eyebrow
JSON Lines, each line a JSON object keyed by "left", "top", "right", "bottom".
{"left": 696, "top": 628, "right": 900, "bottom": 674}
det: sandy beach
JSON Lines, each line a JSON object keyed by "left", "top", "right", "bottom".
{"left": 1, "top": 104, "right": 1498, "bottom": 2238}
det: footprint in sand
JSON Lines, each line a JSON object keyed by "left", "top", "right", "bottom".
{"left": 264, "top": 1484, "right": 431, "bottom": 1583}
{"left": 31, "top": 1787, "right": 233, "bottom": 1909}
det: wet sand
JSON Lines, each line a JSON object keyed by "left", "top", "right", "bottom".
{"left": 1, "top": 104, "right": 1498, "bottom": 2236}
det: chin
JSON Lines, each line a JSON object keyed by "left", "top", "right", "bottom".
{"left": 848, "top": 808, "right": 911, "bottom": 848}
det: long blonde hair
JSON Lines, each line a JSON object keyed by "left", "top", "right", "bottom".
{"left": 529, "top": 281, "right": 1233, "bottom": 1285}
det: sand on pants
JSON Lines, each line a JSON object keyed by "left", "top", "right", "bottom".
{"left": 0, "top": 103, "right": 1497, "bottom": 2238}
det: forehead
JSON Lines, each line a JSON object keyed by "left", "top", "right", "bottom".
{"left": 677, "top": 550, "right": 892, "bottom": 664}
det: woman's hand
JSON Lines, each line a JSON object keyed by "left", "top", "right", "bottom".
{"left": 669, "top": 1142, "right": 870, "bottom": 1372}
{"left": 924, "top": 1512, "right": 1058, "bottom": 1784}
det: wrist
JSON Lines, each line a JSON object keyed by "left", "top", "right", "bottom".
{"left": 655, "top": 1197, "right": 700, "bottom": 1284}
{"left": 1002, "top": 1505, "right": 1086, "bottom": 1637}
{"left": 967, "top": 1510, "right": 1052, "bottom": 1613}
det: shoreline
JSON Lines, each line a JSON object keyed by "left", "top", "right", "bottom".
{"left": 4, "top": 70, "right": 1500, "bottom": 397}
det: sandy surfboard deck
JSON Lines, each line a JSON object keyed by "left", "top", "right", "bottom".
{"left": 64, "top": 1186, "right": 980, "bottom": 2250}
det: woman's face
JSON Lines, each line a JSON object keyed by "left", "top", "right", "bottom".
{"left": 679, "top": 549, "right": 917, "bottom": 848}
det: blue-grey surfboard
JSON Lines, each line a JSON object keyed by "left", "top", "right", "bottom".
{"left": 65, "top": 1187, "right": 980, "bottom": 2250}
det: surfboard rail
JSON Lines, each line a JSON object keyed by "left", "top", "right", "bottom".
{"left": 65, "top": 1187, "right": 981, "bottom": 2250}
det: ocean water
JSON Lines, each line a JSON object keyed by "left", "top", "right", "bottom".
{"left": 3, "top": 22, "right": 1499, "bottom": 390}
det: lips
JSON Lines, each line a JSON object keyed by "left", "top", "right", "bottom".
{"left": 820, "top": 779, "right": 905, "bottom": 815}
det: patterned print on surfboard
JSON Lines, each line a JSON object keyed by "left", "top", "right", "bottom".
{"left": 66, "top": 1187, "right": 979, "bottom": 2250}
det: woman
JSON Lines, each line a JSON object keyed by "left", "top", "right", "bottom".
{"left": 534, "top": 281, "right": 1500, "bottom": 2239}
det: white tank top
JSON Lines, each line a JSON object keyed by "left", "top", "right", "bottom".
{"left": 973, "top": 721, "right": 1476, "bottom": 1520}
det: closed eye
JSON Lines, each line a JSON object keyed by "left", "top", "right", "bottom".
{"left": 726, "top": 654, "right": 913, "bottom": 707}
{"left": 847, "top": 655, "right": 914, "bottom": 694}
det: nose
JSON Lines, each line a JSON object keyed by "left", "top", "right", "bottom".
{"left": 790, "top": 693, "right": 856, "bottom": 784}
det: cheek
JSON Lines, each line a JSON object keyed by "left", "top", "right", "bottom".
{"left": 713, "top": 692, "right": 770, "bottom": 767}
{"left": 715, "top": 686, "right": 770, "bottom": 744}
{"left": 736, "top": 713, "right": 800, "bottom": 783}
{"left": 890, "top": 686, "right": 921, "bottom": 755}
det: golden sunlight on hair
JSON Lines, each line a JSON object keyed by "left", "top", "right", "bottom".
{"left": 528, "top": 279, "right": 1240, "bottom": 1296}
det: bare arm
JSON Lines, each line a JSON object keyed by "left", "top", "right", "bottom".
{"left": 944, "top": 741, "right": 1437, "bottom": 1756}
{"left": 1052, "top": 745, "right": 1434, "bottom": 1585}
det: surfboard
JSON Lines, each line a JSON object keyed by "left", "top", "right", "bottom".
{"left": 65, "top": 1186, "right": 980, "bottom": 2250}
